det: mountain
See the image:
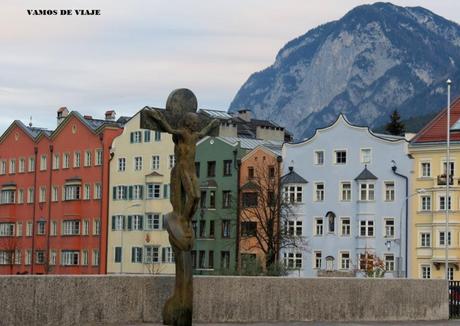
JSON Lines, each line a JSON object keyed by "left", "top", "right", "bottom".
{"left": 228, "top": 2, "right": 460, "bottom": 139}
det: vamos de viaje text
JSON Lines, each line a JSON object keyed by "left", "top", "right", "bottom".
{"left": 26, "top": 9, "right": 101, "bottom": 16}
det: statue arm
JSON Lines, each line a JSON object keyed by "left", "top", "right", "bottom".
{"left": 149, "top": 110, "right": 182, "bottom": 135}
{"left": 198, "top": 119, "right": 220, "bottom": 138}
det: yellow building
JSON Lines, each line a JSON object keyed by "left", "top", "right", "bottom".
{"left": 107, "top": 111, "right": 175, "bottom": 274}
{"left": 409, "top": 99, "right": 460, "bottom": 280}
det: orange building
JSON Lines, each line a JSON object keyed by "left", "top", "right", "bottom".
{"left": 0, "top": 108, "right": 123, "bottom": 274}
{"left": 238, "top": 145, "right": 282, "bottom": 271}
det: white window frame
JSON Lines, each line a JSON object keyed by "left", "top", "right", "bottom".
{"left": 334, "top": 149, "right": 347, "bottom": 165}
{"left": 420, "top": 161, "right": 431, "bottom": 178}
{"left": 359, "top": 182, "right": 375, "bottom": 201}
{"left": 384, "top": 181, "right": 395, "bottom": 202}
{"left": 340, "top": 182, "right": 351, "bottom": 201}
{"left": 360, "top": 148, "right": 372, "bottom": 164}
{"left": 314, "top": 218, "right": 323, "bottom": 236}
{"left": 314, "top": 151, "right": 324, "bottom": 166}
{"left": 314, "top": 182, "right": 324, "bottom": 202}
{"left": 340, "top": 217, "right": 351, "bottom": 236}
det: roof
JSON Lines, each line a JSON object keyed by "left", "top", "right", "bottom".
{"left": 411, "top": 96, "right": 460, "bottom": 144}
{"left": 220, "top": 137, "right": 283, "bottom": 150}
{"left": 240, "top": 181, "right": 259, "bottom": 191}
{"left": 355, "top": 166, "right": 378, "bottom": 180}
{"left": 198, "top": 109, "right": 232, "bottom": 120}
{"left": 281, "top": 167, "right": 308, "bottom": 184}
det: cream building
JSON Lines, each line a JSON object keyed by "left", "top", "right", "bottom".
{"left": 107, "top": 112, "right": 175, "bottom": 274}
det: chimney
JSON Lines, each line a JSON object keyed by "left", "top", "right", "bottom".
{"left": 105, "top": 110, "right": 116, "bottom": 121}
{"left": 57, "top": 107, "right": 69, "bottom": 126}
{"left": 83, "top": 115, "right": 93, "bottom": 120}
{"left": 237, "top": 109, "right": 251, "bottom": 122}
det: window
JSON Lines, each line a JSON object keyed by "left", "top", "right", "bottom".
{"left": 340, "top": 252, "right": 350, "bottom": 269}
{"left": 130, "top": 131, "right": 142, "bottom": 143}
{"left": 449, "top": 267, "right": 455, "bottom": 281}
{"left": 360, "top": 253, "right": 375, "bottom": 271}
{"left": 443, "top": 161, "right": 455, "bottom": 177}
{"left": 327, "top": 212, "right": 335, "bottom": 233}
{"left": 340, "top": 182, "right": 351, "bottom": 201}
{"left": 18, "top": 189, "right": 24, "bottom": 204}
{"left": 360, "top": 220, "right": 374, "bottom": 237}
{"left": 28, "top": 157, "right": 35, "bottom": 172}
{"left": 84, "top": 150, "right": 92, "bottom": 167}
{"left": 384, "top": 219, "right": 395, "bottom": 238}
{"left": 221, "top": 251, "right": 230, "bottom": 269}
{"left": 169, "top": 155, "right": 176, "bottom": 169}
{"left": 74, "top": 152, "right": 81, "bottom": 168}
{"left": 0, "top": 223, "right": 14, "bottom": 236}
{"left": 51, "top": 221, "right": 57, "bottom": 236}
{"left": 0, "top": 251, "right": 12, "bottom": 265}
{"left": 0, "top": 160, "right": 5, "bottom": 175}
{"left": 112, "top": 246, "right": 122, "bottom": 263}
{"left": 16, "top": 222, "right": 22, "bottom": 237}
{"left": 241, "top": 221, "right": 257, "bottom": 237}
{"left": 223, "top": 160, "right": 232, "bottom": 176}
{"left": 420, "top": 233, "right": 431, "bottom": 247}
{"left": 27, "top": 188, "right": 34, "bottom": 203}
{"left": 421, "top": 162, "right": 431, "bottom": 177}
{"left": 421, "top": 195, "right": 431, "bottom": 211}
{"left": 118, "top": 158, "right": 126, "bottom": 171}
{"left": 287, "top": 220, "right": 302, "bottom": 236}
{"left": 361, "top": 149, "right": 372, "bottom": 164}
{"left": 92, "top": 249, "right": 99, "bottom": 266}
{"left": 384, "top": 254, "right": 395, "bottom": 271}
{"left": 151, "top": 155, "right": 160, "bottom": 170}
{"left": 421, "top": 265, "right": 431, "bottom": 279}
{"left": 26, "top": 222, "right": 32, "bottom": 236}
{"left": 93, "top": 219, "right": 101, "bottom": 235}
{"left": 95, "top": 149, "right": 103, "bottom": 166}
{"left": 53, "top": 154, "right": 60, "bottom": 170}
{"left": 207, "top": 161, "right": 216, "bottom": 177}
{"left": 439, "top": 231, "right": 452, "bottom": 246}
{"left": 154, "top": 131, "right": 161, "bottom": 141}
{"left": 94, "top": 183, "right": 101, "bottom": 200}
{"left": 209, "top": 191, "right": 216, "bottom": 208}
{"left": 314, "top": 251, "right": 322, "bottom": 269}
{"left": 18, "top": 158, "right": 25, "bottom": 173}
{"left": 268, "top": 166, "right": 275, "bottom": 178}
{"left": 130, "top": 215, "right": 144, "bottom": 231}
{"left": 208, "top": 250, "right": 214, "bottom": 269}
{"left": 195, "top": 162, "right": 200, "bottom": 177}
{"left": 131, "top": 247, "right": 143, "bottom": 263}
{"left": 81, "top": 250, "right": 88, "bottom": 265}
{"left": 146, "top": 184, "right": 161, "bottom": 199}
{"left": 335, "top": 150, "right": 346, "bottom": 164}
{"left": 439, "top": 196, "right": 452, "bottom": 210}
{"left": 359, "top": 183, "right": 375, "bottom": 201}
{"left": 244, "top": 167, "right": 254, "bottom": 182}
{"left": 40, "top": 155, "right": 47, "bottom": 171}
{"left": 145, "top": 214, "right": 160, "bottom": 230}
{"left": 36, "top": 221, "right": 46, "bottom": 235}
{"left": 112, "top": 215, "right": 125, "bottom": 231}
{"left": 1, "top": 190, "right": 15, "bottom": 204}
{"left": 36, "top": 251, "right": 45, "bottom": 264}
{"left": 222, "top": 220, "right": 230, "bottom": 238}
{"left": 144, "top": 130, "right": 151, "bottom": 142}
{"left": 314, "top": 151, "right": 324, "bottom": 165}
{"left": 144, "top": 246, "right": 159, "bottom": 263}
{"left": 61, "top": 251, "right": 79, "bottom": 266}
{"left": 52, "top": 186, "right": 58, "bottom": 202}
{"left": 84, "top": 184, "right": 90, "bottom": 200}
{"left": 9, "top": 159, "right": 16, "bottom": 174}
{"left": 14, "top": 249, "right": 21, "bottom": 265}
{"left": 222, "top": 191, "right": 231, "bottom": 208}
{"left": 242, "top": 192, "right": 258, "bottom": 208}
{"left": 284, "top": 185, "right": 303, "bottom": 203}
{"left": 134, "top": 156, "right": 143, "bottom": 171}
{"left": 82, "top": 220, "right": 89, "bottom": 235}
{"left": 209, "top": 221, "right": 215, "bottom": 238}
{"left": 132, "top": 185, "right": 144, "bottom": 200}
{"left": 63, "top": 153, "right": 70, "bottom": 169}
{"left": 314, "top": 183, "right": 324, "bottom": 201}
{"left": 114, "top": 185, "right": 127, "bottom": 200}
{"left": 200, "top": 191, "right": 207, "bottom": 208}
{"left": 384, "top": 182, "right": 395, "bottom": 201}
{"left": 284, "top": 252, "right": 302, "bottom": 269}
{"left": 64, "top": 185, "right": 81, "bottom": 200}
{"left": 198, "top": 250, "right": 206, "bottom": 269}
{"left": 39, "top": 186, "right": 46, "bottom": 203}
{"left": 49, "top": 250, "right": 56, "bottom": 265}
{"left": 62, "top": 220, "right": 80, "bottom": 235}
{"left": 340, "top": 218, "right": 350, "bottom": 236}
{"left": 314, "top": 218, "right": 323, "bottom": 236}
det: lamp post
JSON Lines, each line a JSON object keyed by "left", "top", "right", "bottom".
{"left": 120, "top": 203, "right": 141, "bottom": 274}
{"left": 446, "top": 79, "right": 452, "bottom": 280}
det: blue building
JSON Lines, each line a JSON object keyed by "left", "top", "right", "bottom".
{"left": 281, "top": 115, "right": 412, "bottom": 277}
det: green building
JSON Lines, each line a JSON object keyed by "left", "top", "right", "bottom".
{"left": 192, "top": 136, "right": 282, "bottom": 275}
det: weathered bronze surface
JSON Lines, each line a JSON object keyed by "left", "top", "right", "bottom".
{"left": 140, "top": 89, "right": 219, "bottom": 326}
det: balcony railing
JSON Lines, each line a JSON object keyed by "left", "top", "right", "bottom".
{"left": 437, "top": 174, "right": 453, "bottom": 186}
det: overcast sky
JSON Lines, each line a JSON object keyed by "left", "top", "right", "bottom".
{"left": 1, "top": 0, "right": 460, "bottom": 133}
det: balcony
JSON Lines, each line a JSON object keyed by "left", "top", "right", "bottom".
{"left": 437, "top": 174, "right": 453, "bottom": 186}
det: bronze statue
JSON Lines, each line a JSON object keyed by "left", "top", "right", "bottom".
{"left": 140, "top": 89, "right": 219, "bottom": 326}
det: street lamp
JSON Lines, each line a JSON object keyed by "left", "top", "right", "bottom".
{"left": 445, "top": 79, "right": 452, "bottom": 280}
{"left": 119, "top": 203, "right": 141, "bottom": 274}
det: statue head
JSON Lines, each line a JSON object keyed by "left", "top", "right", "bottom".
{"left": 182, "top": 112, "right": 200, "bottom": 132}
{"left": 166, "top": 89, "right": 198, "bottom": 115}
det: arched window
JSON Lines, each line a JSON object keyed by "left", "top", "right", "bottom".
{"left": 326, "top": 211, "right": 336, "bottom": 233}
{"left": 325, "top": 256, "right": 335, "bottom": 271}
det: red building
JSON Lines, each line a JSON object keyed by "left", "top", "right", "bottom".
{"left": 0, "top": 108, "right": 123, "bottom": 274}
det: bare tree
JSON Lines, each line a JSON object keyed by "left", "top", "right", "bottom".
{"left": 239, "top": 158, "right": 307, "bottom": 272}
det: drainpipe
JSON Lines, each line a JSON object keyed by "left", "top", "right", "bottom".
{"left": 31, "top": 146, "right": 38, "bottom": 274}
{"left": 46, "top": 145, "right": 54, "bottom": 274}
{"left": 275, "top": 155, "right": 282, "bottom": 264}
{"left": 234, "top": 148, "right": 241, "bottom": 272}
{"left": 391, "top": 161, "right": 408, "bottom": 278}
{"left": 99, "top": 133, "right": 105, "bottom": 274}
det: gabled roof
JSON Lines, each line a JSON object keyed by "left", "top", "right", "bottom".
{"left": 0, "top": 120, "right": 52, "bottom": 144}
{"left": 198, "top": 109, "right": 232, "bottom": 120}
{"left": 240, "top": 181, "right": 259, "bottom": 191}
{"left": 411, "top": 96, "right": 460, "bottom": 144}
{"left": 281, "top": 167, "right": 308, "bottom": 184}
{"left": 145, "top": 171, "right": 163, "bottom": 177}
{"left": 355, "top": 166, "right": 378, "bottom": 180}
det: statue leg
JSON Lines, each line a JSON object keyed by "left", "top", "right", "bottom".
{"left": 180, "top": 171, "right": 200, "bottom": 221}
{"left": 163, "top": 243, "right": 193, "bottom": 326}
{"left": 170, "top": 165, "right": 182, "bottom": 214}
